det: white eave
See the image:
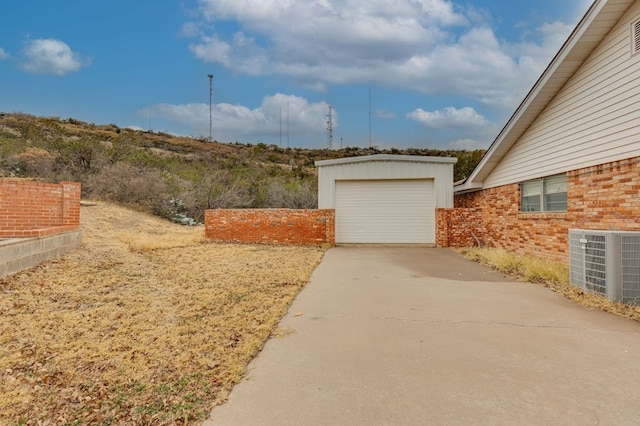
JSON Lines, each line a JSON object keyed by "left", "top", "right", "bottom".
{"left": 454, "top": 0, "right": 635, "bottom": 194}
{"left": 315, "top": 154, "right": 457, "bottom": 167}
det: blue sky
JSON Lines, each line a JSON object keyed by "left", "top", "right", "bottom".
{"left": 1, "top": 0, "right": 592, "bottom": 149}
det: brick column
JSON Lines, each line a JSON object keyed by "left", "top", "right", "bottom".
{"left": 436, "top": 209, "right": 451, "bottom": 247}
{"left": 61, "top": 181, "right": 81, "bottom": 226}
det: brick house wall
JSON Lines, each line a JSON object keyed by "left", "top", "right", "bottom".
{"left": 440, "top": 157, "right": 640, "bottom": 263}
{"left": 436, "top": 208, "right": 485, "bottom": 248}
{"left": 569, "top": 159, "right": 640, "bottom": 231}
{"left": 205, "top": 209, "right": 335, "bottom": 246}
{"left": 0, "top": 179, "right": 81, "bottom": 237}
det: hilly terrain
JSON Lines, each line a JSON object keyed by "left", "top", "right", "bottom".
{"left": 0, "top": 113, "right": 484, "bottom": 223}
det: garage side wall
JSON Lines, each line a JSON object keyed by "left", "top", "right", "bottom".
{"left": 318, "top": 160, "right": 454, "bottom": 209}
{"left": 205, "top": 209, "right": 335, "bottom": 246}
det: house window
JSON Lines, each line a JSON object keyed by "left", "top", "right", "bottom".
{"left": 521, "top": 174, "right": 567, "bottom": 212}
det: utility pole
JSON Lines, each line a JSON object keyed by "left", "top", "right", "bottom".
{"left": 208, "top": 73, "right": 213, "bottom": 142}
{"left": 279, "top": 107, "right": 282, "bottom": 147}
{"left": 368, "top": 86, "right": 372, "bottom": 148}
{"left": 327, "top": 105, "right": 333, "bottom": 150}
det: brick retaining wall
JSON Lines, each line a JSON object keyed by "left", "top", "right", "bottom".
{"left": 205, "top": 209, "right": 335, "bottom": 246}
{"left": 0, "top": 179, "right": 81, "bottom": 237}
{"left": 444, "top": 157, "right": 640, "bottom": 262}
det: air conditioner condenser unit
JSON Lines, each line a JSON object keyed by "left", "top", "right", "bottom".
{"left": 569, "top": 229, "right": 640, "bottom": 305}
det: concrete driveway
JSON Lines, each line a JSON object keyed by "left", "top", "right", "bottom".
{"left": 205, "top": 247, "right": 640, "bottom": 425}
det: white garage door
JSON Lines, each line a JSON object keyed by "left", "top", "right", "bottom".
{"left": 335, "top": 179, "right": 435, "bottom": 244}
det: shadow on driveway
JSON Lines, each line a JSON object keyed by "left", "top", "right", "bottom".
{"left": 206, "top": 247, "right": 640, "bottom": 426}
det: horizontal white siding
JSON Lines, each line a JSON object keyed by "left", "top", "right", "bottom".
{"left": 484, "top": 2, "right": 640, "bottom": 188}
{"left": 317, "top": 160, "right": 454, "bottom": 209}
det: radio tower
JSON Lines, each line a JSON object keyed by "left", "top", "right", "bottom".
{"left": 326, "top": 105, "right": 333, "bottom": 150}
{"left": 207, "top": 73, "right": 213, "bottom": 142}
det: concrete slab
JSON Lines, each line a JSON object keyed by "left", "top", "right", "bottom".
{"left": 0, "top": 230, "right": 82, "bottom": 277}
{"left": 206, "top": 247, "right": 640, "bottom": 426}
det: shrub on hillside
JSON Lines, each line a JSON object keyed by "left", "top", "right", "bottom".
{"left": 192, "top": 171, "right": 255, "bottom": 211}
{"left": 84, "top": 163, "right": 173, "bottom": 214}
{"left": 266, "top": 179, "right": 317, "bottom": 209}
{"left": 10, "top": 148, "right": 56, "bottom": 178}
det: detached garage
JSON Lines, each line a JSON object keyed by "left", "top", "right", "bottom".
{"left": 315, "top": 155, "right": 457, "bottom": 245}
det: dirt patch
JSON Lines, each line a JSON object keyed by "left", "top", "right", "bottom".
{"left": 0, "top": 202, "right": 326, "bottom": 425}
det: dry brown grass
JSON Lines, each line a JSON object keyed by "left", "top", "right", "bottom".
{"left": 461, "top": 247, "right": 640, "bottom": 322}
{"left": 0, "top": 202, "right": 326, "bottom": 425}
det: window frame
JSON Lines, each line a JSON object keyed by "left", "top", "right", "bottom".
{"left": 520, "top": 174, "right": 567, "bottom": 213}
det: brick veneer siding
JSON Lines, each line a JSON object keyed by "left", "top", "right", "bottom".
{"left": 569, "top": 159, "right": 640, "bottom": 231}
{"left": 0, "top": 179, "right": 81, "bottom": 237}
{"left": 454, "top": 190, "right": 483, "bottom": 209}
{"left": 205, "top": 209, "right": 335, "bottom": 246}
{"left": 436, "top": 208, "right": 486, "bottom": 248}
{"left": 444, "top": 157, "right": 640, "bottom": 263}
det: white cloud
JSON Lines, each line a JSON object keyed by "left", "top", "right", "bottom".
{"left": 449, "top": 138, "right": 487, "bottom": 150}
{"left": 181, "top": 22, "right": 203, "bottom": 38}
{"left": 0, "top": 48, "right": 9, "bottom": 60}
{"left": 190, "top": 35, "right": 231, "bottom": 64}
{"left": 198, "top": 0, "right": 467, "bottom": 29}
{"left": 416, "top": 0, "right": 468, "bottom": 26}
{"left": 407, "top": 106, "right": 497, "bottom": 149}
{"left": 540, "top": 21, "right": 575, "bottom": 46}
{"left": 20, "top": 38, "right": 88, "bottom": 76}
{"left": 190, "top": 33, "right": 268, "bottom": 76}
{"left": 142, "top": 93, "right": 334, "bottom": 143}
{"left": 376, "top": 109, "right": 396, "bottom": 119}
{"left": 407, "top": 106, "right": 490, "bottom": 130}
{"left": 399, "top": 21, "right": 574, "bottom": 109}
{"left": 190, "top": 0, "right": 466, "bottom": 81}
{"left": 187, "top": 0, "right": 574, "bottom": 109}
{"left": 506, "top": 20, "right": 575, "bottom": 74}
{"left": 181, "top": 0, "right": 584, "bottom": 147}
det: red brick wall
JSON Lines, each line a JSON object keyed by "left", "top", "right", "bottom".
{"left": 0, "top": 179, "right": 81, "bottom": 237}
{"left": 569, "top": 159, "right": 640, "bottom": 231}
{"left": 444, "top": 157, "right": 640, "bottom": 262}
{"left": 436, "top": 208, "right": 485, "bottom": 248}
{"left": 205, "top": 209, "right": 335, "bottom": 246}
{"left": 454, "top": 190, "right": 483, "bottom": 209}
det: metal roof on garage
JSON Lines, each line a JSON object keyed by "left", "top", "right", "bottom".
{"left": 315, "top": 154, "right": 457, "bottom": 167}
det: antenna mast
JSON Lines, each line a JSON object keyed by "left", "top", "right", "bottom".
{"left": 327, "top": 105, "right": 333, "bottom": 150}
{"left": 368, "top": 86, "right": 372, "bottom": 147}
{"left": 207, "top": 73, "right": 213, "bottom": 142}
{"left": 279, "top": 107, "right": 282, "bottom": 147}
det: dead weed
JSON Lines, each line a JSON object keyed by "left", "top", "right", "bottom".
{"left": 0, "top": 202, "right": 326, "bottom": 425}
{"left": 461, "top": 247, "right": 640, "bottom": 322}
